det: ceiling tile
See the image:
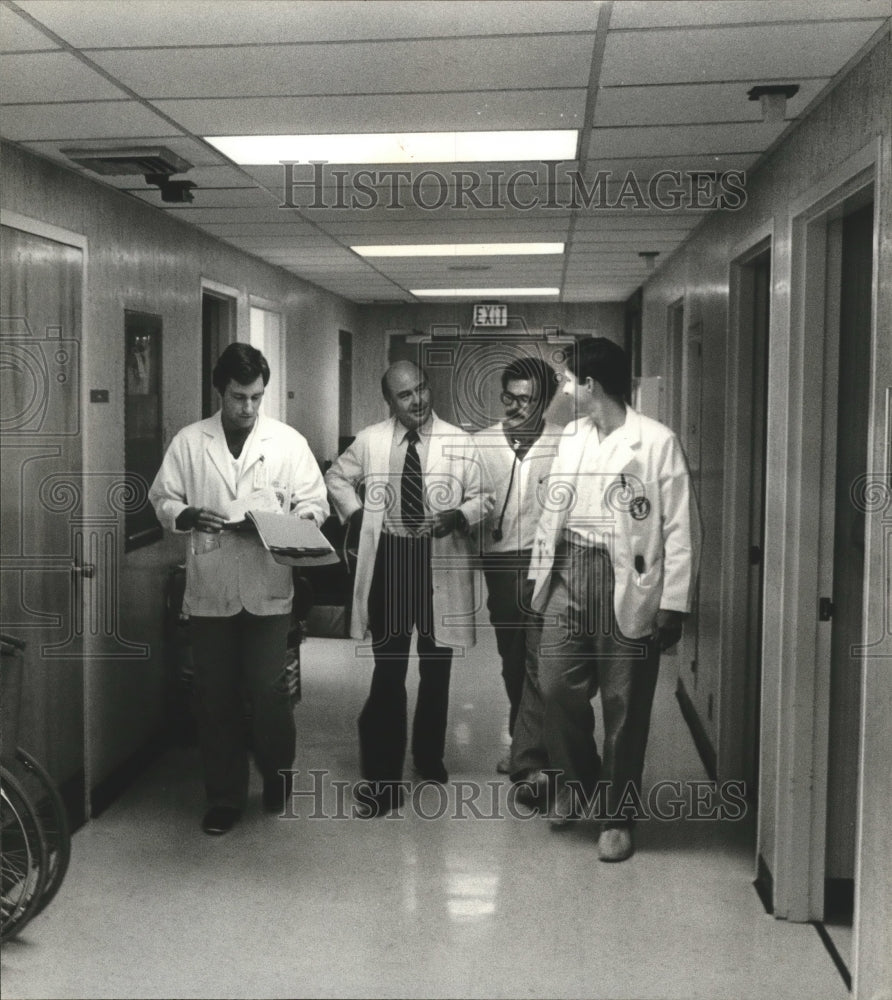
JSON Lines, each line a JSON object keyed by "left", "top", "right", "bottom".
{"left": 146, "top": 206, "right": 305, "bottom": 224}
{"left": 1, "top": 101, "right": 185, "bottom": 141}
{"left": 89, "top": 36, "right": 595, "bottom": 98}
{"left": 152, "top": 89, "right": 588, "bottom": 135}
{"left": 601, "top": 20, "right": 885, "bottom": 85}
{"left": 17, "top": 0, "right": 600, "bottom": 47}
{"left": 1, "top": 51, "right": 129, "bottom": 103}
{"left": 586, "top": 122, "right": 787, "bottom": 159}
{"left": 594, "top": 79, "right": 826, "bottom": 126}
{"left": 610, "top": 0, "right": 887, "bottom": 28}
{"left": 194, "top": 226, "right": 330, "bottom": 243}
{"left": 0, "top": 5, "right": 60, "bottom": 51}
{"left": 572, "top": 214, "right": 702, "bottom": 232}
{"left": 124, "top": 186, "right": 277, "bottom": 209}
{"left": 577, "top": 153, "right": 760, "bottom": 177}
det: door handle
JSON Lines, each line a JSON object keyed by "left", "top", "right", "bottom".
{"left": 71, "top": 563, "right": 96, "bottom": 579}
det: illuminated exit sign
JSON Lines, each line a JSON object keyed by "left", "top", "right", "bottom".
{"left": 473, "top": 303, "right": 507, "bottom": 327}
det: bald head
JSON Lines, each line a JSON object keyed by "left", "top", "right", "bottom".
{"left": 382, "top": 361, "right": 432, "bottom": 430}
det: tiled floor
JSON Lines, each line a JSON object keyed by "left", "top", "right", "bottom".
{"left": 1, "top": 630, "right": 848, "bottom": 999}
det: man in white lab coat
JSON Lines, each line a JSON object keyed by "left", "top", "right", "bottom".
{"left": 325, "top": 361, "right": 490, "bottom": 816}
{"left": 473, "top": 356, "right": 560, "bottom": 775}
{"left": 527, "top": 338, "right": 701, "bottom": 861}
{"left": 149, "top": 343, "right": 328, "bottom": 835}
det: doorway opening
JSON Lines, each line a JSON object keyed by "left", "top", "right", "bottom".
{"left": 338, "top": 329, "right": 353, "bottom": 454}
{"left": 201, "top": 289, "right": 236, "bottom": 418}
{"left": 819, "top": 195, "right": 874, "bottom": 971}
{"left": 722, "top": 240, "right": 771, "bottom": 810}
{"left": 249, "top": 304, "right": 284, "bottom": 421}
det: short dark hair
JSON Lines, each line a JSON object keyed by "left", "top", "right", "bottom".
{"left": 566, "top": 337, "right": 631, "bottom": 402}
{"left": 212, "top": 342, "right": 270, "bottom": 393}
{"left": 501, "top": 356, "right": 559, "bottom": 408}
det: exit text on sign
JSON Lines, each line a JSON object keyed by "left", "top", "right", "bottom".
{"left": 473, "top": 304, "right": 507, "bottom": 327}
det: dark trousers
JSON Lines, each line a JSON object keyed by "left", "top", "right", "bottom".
{"left": 482, "top": 550, "right": 534, "bottom": 736}
{"left": 189, "top": 610, "right": 294, "bottom": 810}
{"left": 537, "top": 541, "right": 660, "bottom": 825}
{"left": 509, "top": 612, "right": 548, "bottom": 779}
{"left": 358, "top": 533, "right": 453, "bottom": 782}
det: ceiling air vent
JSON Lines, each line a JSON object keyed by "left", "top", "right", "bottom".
{"left": 60, "top": 145, "right": 193, "bottom": 177}
{"left": 61, "top": 145, "right": 196, "bottom": 202}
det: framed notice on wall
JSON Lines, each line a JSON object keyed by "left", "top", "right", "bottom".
{"left": 124, "top": 310, "right": 163, "bottom": 550}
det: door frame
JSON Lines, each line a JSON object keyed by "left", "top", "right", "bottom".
{"left": 249, "top": 295, "right": 285, "bottom": 422}
{"left": 1, "top": 209, "right": 91, "bottom": 820}
{"left": 718, "top": 223, "right": 773, "bottom": 793}
{"left": 761, "top": 138, "right": 883, "bottom": 1000}
{"left": 200, "top": 278, "right": 238, "bottom": 418}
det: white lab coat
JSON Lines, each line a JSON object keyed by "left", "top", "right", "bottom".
{"left": 325, "top": 415, "right": 491, "bottom": 650}
{"left": 529, "top": 408, "right": 702, "bottom": 639}
{"left": 473, "top": 420, "right": 561, "bottom": 553}
{"left": 149, "top": 411, "right": 329, "bottom": 617}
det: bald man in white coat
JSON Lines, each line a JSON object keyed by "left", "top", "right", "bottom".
{"left": 325, "top": 362, "right": 491, "bottom": 816}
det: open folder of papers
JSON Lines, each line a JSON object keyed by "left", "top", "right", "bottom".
{"left": 238, "top": 511, "right": 340, "bottom": 568}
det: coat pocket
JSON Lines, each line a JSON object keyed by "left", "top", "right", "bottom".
{"left": 186, "top": 547, "right": 231, "bottom": 606}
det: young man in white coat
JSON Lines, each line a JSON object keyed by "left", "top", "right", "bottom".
{"left": 149, "top": 343, "right": 328, "bottom": 835}
{"left": 473, "top": 356, "right": 560, "bottom": 774}
{"left": 527, "top": 338, "right": 701, "bottom": 861}
{"left": 325, "top": 361, "right": 491, "bottom": 817}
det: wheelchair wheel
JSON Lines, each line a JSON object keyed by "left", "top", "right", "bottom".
{"left": 9, "top": 748, "right": 70, "bottom": 917}
{"left": 0, "top": 764, "right": 47, "bottom": 942}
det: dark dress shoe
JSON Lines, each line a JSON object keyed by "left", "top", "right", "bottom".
{"left": 356, "top": 781, "right": 405, "bottom": 818}
{"left": 201, "top": 805, "right": 241, "bottom": 835}
{"left": 263, "top": 771, "right": 294, "bottom": 813}
{"left": 513, "top": 770, "right": 549, "bottom": 810}
{"left": 414, "top": 759, "right": 449, "bottom": 784}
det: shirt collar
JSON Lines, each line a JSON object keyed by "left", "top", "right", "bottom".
{"left": 396, "top": 413, "right": 434, "bottom": 444}
{"left": 588, "top": 406, "right": 628, "bottom": 443}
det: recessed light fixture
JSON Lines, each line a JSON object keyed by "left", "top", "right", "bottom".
{"left": 411, "top": 288, "right": 560, "bottom": 298}
{"left": 205, "top": 130, "right": 578, "bottom": 165}
{"left": 352, "top": 243, "right": 564, "bottom": 257}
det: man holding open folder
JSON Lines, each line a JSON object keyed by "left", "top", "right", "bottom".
{"left": 149, "top": 342, "right": 328, "bottom": 835}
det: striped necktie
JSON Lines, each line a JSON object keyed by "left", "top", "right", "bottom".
{"left": 401, "top": 429, "right": 425, "bottom": 530}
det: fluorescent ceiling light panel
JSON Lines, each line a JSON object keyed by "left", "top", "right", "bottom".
{"left": 205, "top": 131, "right": 578, "bottom": 164}
{"left": 411, "top": 288, "right": 560, "bottom": 297}
{"left": 352, "top": 243, "right": 564, "bottom": 257}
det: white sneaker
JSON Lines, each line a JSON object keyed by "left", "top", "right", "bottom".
{"left": 598, "top": 826, "right": 633, "bottom": 862}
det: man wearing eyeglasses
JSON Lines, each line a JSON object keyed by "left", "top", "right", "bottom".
{"left": 474, "top": 357, "right": 560, "bottom": 776}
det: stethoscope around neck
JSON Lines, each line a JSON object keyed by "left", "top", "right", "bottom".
{"left": 492, "top": 441, "right": 522, "bottom": 542}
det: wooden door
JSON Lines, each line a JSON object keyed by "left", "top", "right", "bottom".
{"left": 0, "top": 224, "right": 86, "bottom": 826}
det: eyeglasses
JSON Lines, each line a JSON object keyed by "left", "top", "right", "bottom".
{"left": 500, "top": 391, "right": 536, "bottom": 408}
